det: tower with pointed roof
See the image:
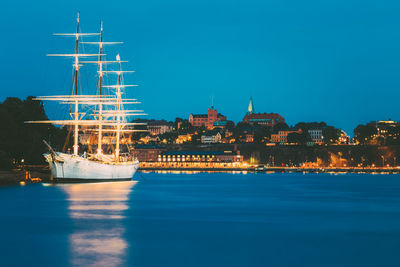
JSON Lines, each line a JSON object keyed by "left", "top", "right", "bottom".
{"left": 247, "top": 97, "right": 254, "bottom": 115}
{"left": 242, "top": 97, "right": 285, "bottom": 127}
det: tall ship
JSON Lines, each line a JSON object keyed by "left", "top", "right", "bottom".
{"left": 26, "top": 14, "right": 147, "bottom": 182}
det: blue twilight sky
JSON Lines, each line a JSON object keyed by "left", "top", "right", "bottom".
{"left": 1, "top": 0, "right": 400, "bottom": 134}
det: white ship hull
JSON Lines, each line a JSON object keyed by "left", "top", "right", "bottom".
{"left": 45, "top": 152, "right": 139, "bottom": 182}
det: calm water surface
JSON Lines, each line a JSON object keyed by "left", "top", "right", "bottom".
{"left": 1, "top": 172, "right": 400, "bottom": 266}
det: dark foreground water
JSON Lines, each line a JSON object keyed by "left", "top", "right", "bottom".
{"left": 1, "top": 172, "right": 400, "bottom": 267}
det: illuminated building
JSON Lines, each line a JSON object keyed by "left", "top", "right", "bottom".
{"left": 158, "top": 150, "right": 243, "bottom": 163}
{"left": 366, "top": 120, "right": 400, "bottom": 135}
{"left": 225, "top": 130, "right": 233, "bottom": 137}
{"left": 242, "top": 98, "right": 285, "bottom": 126}
{"left": 175, "top": 134, "right": 193, "bottom": 144}
{"left": 245, "top": 134, "right": 254, "bottom": 143}
{"left": 147, "top": 120, "right": 173, "bottom": 135}
{"left": 338, "top": 131, "right": 350, "bottom": 144}
{"left": 189, "top": 107, "right": 226, "bottom": 129}
{"left": 132, "top": 145, "right": 166, "bottom": 162}
{"left": 201, "top": 131, "right": 222, "bottom": 144}
{"left": 139, "top": 135, "right": 161, "bottom": 144}
{"left": 271, "top": 129, "right": 302, "bottom": 143}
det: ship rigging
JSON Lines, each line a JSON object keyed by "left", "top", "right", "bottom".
{"left": 26, "top": 14, "right": 147, "bottom": 181}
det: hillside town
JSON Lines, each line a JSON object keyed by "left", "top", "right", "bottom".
{"left": 2, "top": 96, "right": 400, "bottom": 170}
{"left": 117, "top": 98, "right": 400, "bottom": 170}
{"left": 131, "top": 98, "right": 351, "bottom": 147}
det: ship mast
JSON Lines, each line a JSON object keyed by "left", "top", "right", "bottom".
{"left": 73, "top": 13, "right": 80, "bottom": 155}
{"left": 97, "top": 22, "right": 104, "bottom": 155}
{"left": 115, "top": 54, "right": 122, "bottom": 160}
{"left": 79, "top": 25, "right": 123, "bottom": 155}
{"left": 26, "top": 16, "right": 149, "bottom": 158}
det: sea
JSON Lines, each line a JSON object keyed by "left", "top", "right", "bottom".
{"left": 1, "top": 171, "right": 400, "bottom": 267}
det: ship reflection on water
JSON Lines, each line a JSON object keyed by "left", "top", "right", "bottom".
{"left": 58, "top": 181, "right": 136, "bottom": 266}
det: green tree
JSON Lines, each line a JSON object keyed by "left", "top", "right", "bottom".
{"left": 159, "top": 132, "right": 178, "bottom": 144}
{"left": 295, "top": 122, "right": 327, "bottom": 132}
{"left": 287, "top": 132, "right": 308, "bottom": 145}
{"left": 386, "top": 126, "right": 400, "bottom": 145}
{"left": 174, "top": 118, "right": 194, "bottom": 134}
{"left": 254, "top": 126, "right": 271, "bottom": 143}
{"left": 232, "top": 122, "right": 251, "bottom": 143}
{"left": 353, "top": 125, "right": 377, "bottom": 145}
{"left": 273, "top": 122, "right": 289, "bottom": 132}
{"left": 0, "top": 96, "right": 67, "bottom": 167}
{"left": 225, "top": 120, "right": 235, "bottom": 131}
{"left": 323, "top": 126, "right": 341, "bottom": 144}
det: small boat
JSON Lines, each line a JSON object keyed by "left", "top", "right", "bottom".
{"left": 255, "top": 165, "right": 266, "bottom": 172}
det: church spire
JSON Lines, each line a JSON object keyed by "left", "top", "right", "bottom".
{"left": 247, "top": 97, "right": 254, "bottom": 115}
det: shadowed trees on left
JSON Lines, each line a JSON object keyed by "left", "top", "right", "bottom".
{"left": 0, "top": 96, "right": 67, "bottom": 168}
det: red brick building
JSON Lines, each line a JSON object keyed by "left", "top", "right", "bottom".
{"left": 243, "top": 113, "right": 285, "bottom": 127}
{"left": 242, "top": 98, "right": 285, "bottom": 127}
{"left": 189, "top": 108, "right": 226, "bottom": 129}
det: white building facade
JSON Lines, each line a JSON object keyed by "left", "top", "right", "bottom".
{"left": 308, "top": 129, "right": 323, "bottom": 144}
{"left": 201, "top": 132, "right": 222, "bottom": 144}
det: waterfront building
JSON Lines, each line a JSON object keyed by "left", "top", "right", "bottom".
{"left": 132, "top": 144, "right": 166, "bottom": 162}
{"left": 308, "top": 129, "right": 323, "bottom": 144}
{"left": 271, "top": 129, "right": 302, "bottom": 143}
{"left": 189, "top": 107, "right": 227, "bottom": 129}
{"left": 158, "top": 150, "right": 243, "bottom": 163}
{"left": 201, "top": 131, "right": 222, "bottom": 144}
{"left": 242, "top": 98, "right": 285, "bottom": 127}
{"left": 147, "top": 120, "right": 173, "bottom": 135}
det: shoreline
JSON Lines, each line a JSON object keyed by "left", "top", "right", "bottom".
{"left": 0, "top": 170, "right": 25, "bottom": 185}
{"left": 139, "top": 166, "right": 400, "bottom": 174}
{"left": 0, "top": 167, "right": 51, "bottom": 186}
{"left": 1, "top": 165, "right": 399, "bottom": 186}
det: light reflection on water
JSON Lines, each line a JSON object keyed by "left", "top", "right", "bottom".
{"left": 3, "top": 173, "right": 400, "bottom": 267}
{"left": 59, "top": 181, "right": 137, "bottom": 267}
